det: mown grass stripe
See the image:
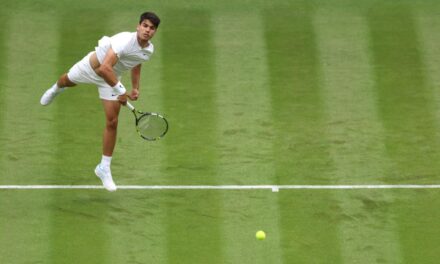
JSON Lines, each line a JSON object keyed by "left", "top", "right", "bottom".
{"left": 213, "top": 12, "right": 274, "bottom": 185}
{"left": 49, "top": 11, "right": 111, "bottom": 264}
{"left": 314, "top": 10, "right": 402, "bottom": 263}
{"left": 161, "top": 9, "right": 225, "bottom": 263}
{"left": 368, "top": 5, "right": 440, "bottom": 262}
{"left": 0, "top": 10, "right": 8, "bottom": 158}
{"left": 0, "top": 17, "right": 58, "bottom": 184}
{"left": 265, "top": 6, "right": 342, "bottom": 263}
{"left": 0, "top": 11, "right": 57, "bottom": 264}
{"left": 160, "top": 10, "right": 219, "bottom": 185}
{"left": 416, "top": 13, "right": 440, "bottom": 130}
{"left": 213, "top": 11, "right": 282, "bottom": 263}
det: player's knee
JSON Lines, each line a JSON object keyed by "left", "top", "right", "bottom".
{"left": 58, "top": 74, "right": 76, "bottom": 87}
{"left": 106, "top": 116, "right": 118, "bottom": 130}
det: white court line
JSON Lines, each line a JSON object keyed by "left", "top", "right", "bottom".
{"left": 1, "top": 185, "right": 440, "bottom": 190}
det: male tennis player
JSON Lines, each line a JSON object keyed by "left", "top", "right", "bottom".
{"left": 40, "top": 12, "right": 160, "bottom": 191}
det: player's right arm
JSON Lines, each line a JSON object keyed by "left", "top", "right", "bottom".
{"left": 94, "top": 48, "right": 119, "bottom": 85}
{"left": 93, "top": 48, "right": 128, "bottom": 103}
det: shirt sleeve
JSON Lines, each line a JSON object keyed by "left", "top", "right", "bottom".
{"left": 110, "top": 32, "right": 132, "bottom": 58}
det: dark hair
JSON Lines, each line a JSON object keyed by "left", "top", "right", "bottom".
{"left": 139, "top": 12, "right": 160, "bottom": 28}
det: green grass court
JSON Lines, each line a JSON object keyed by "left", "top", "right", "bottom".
{"left": 2, "top": 0, "right": 440, "bottom": 263}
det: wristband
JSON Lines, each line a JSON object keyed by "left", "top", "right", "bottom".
{"left": 112, "top": 82, "right": 126, "bottom": 95}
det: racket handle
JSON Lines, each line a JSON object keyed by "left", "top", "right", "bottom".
{"left": 126, "top": 101, "right": 135, "bottom": 111}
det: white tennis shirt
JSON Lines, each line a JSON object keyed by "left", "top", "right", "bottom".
{"left": 95, "top": 32, "right": 154, "bottom": 77}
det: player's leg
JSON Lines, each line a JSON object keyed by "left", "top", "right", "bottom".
{"left": 57, "top": 73, "right": 77, "bottom": 87}
{"left": 41, "top": 52, "right": 94, "bottom": 106}
{"left": 40, "top": 73, "right": 76, "bottom": 106}
{"left": 102, "top": 99, "right": 121, "bottom": 157}
{"left": 95, "top": 99, "right": 121, "bottom": 192}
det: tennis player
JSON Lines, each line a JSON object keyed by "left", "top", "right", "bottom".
{"left": 40, "top": 12, "right": 160, "bottom": 191}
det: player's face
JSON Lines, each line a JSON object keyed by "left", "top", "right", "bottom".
{"left": 137, "top": 19, "right": 157, "bottom": 42}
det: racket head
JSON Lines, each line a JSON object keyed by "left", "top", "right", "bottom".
{"left": 136, "top": 112, "right": 169, "bottom": 141}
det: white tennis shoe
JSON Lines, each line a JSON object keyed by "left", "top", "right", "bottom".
{"left": 95, "top": 164, "right": 117, "bottom": 192}
{"left": 40, "top": 86, "right": 65, "bottom": 106}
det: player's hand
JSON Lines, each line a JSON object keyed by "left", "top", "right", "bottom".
{"left": 118, "top": 93, "right": 128, "bottom": 105}
{"left": 128, "top": 89, "right": 139, "bottom": 101}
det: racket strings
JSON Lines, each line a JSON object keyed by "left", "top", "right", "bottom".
{"left": 137, "top": 114, "right": 168, "bottom": 140}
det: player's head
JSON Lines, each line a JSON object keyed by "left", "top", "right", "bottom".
{"left": 139, "top": 12, "right": 160, "bottom": 29}
{"left": 137, "top": 12, "right": 160, "bottom": 42}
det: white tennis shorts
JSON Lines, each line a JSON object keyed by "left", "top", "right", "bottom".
{"left": 67, "top": 52, "right": 120, "bottom": 101}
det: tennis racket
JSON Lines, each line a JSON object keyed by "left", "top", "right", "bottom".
{"left": 126, "top": 102, "right": 168, "bottom": 141}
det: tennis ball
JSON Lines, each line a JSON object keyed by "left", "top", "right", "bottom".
{"left": 256, "top": 230, "right": 266, "bottom": 240}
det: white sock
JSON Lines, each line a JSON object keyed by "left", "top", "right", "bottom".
{"left": 100, "top": 155, "right": 112, "bottom": 168}
{"left": 52, "top": 82, "right": 66, "bottom": 93}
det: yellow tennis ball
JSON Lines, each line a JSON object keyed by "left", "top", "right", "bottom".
{"left": 256, "top": 230, "right": 266, "bottom": 240}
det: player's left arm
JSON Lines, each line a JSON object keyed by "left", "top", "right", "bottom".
{"left": 129, "top": 64, "right": 142, "bottom": 101}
